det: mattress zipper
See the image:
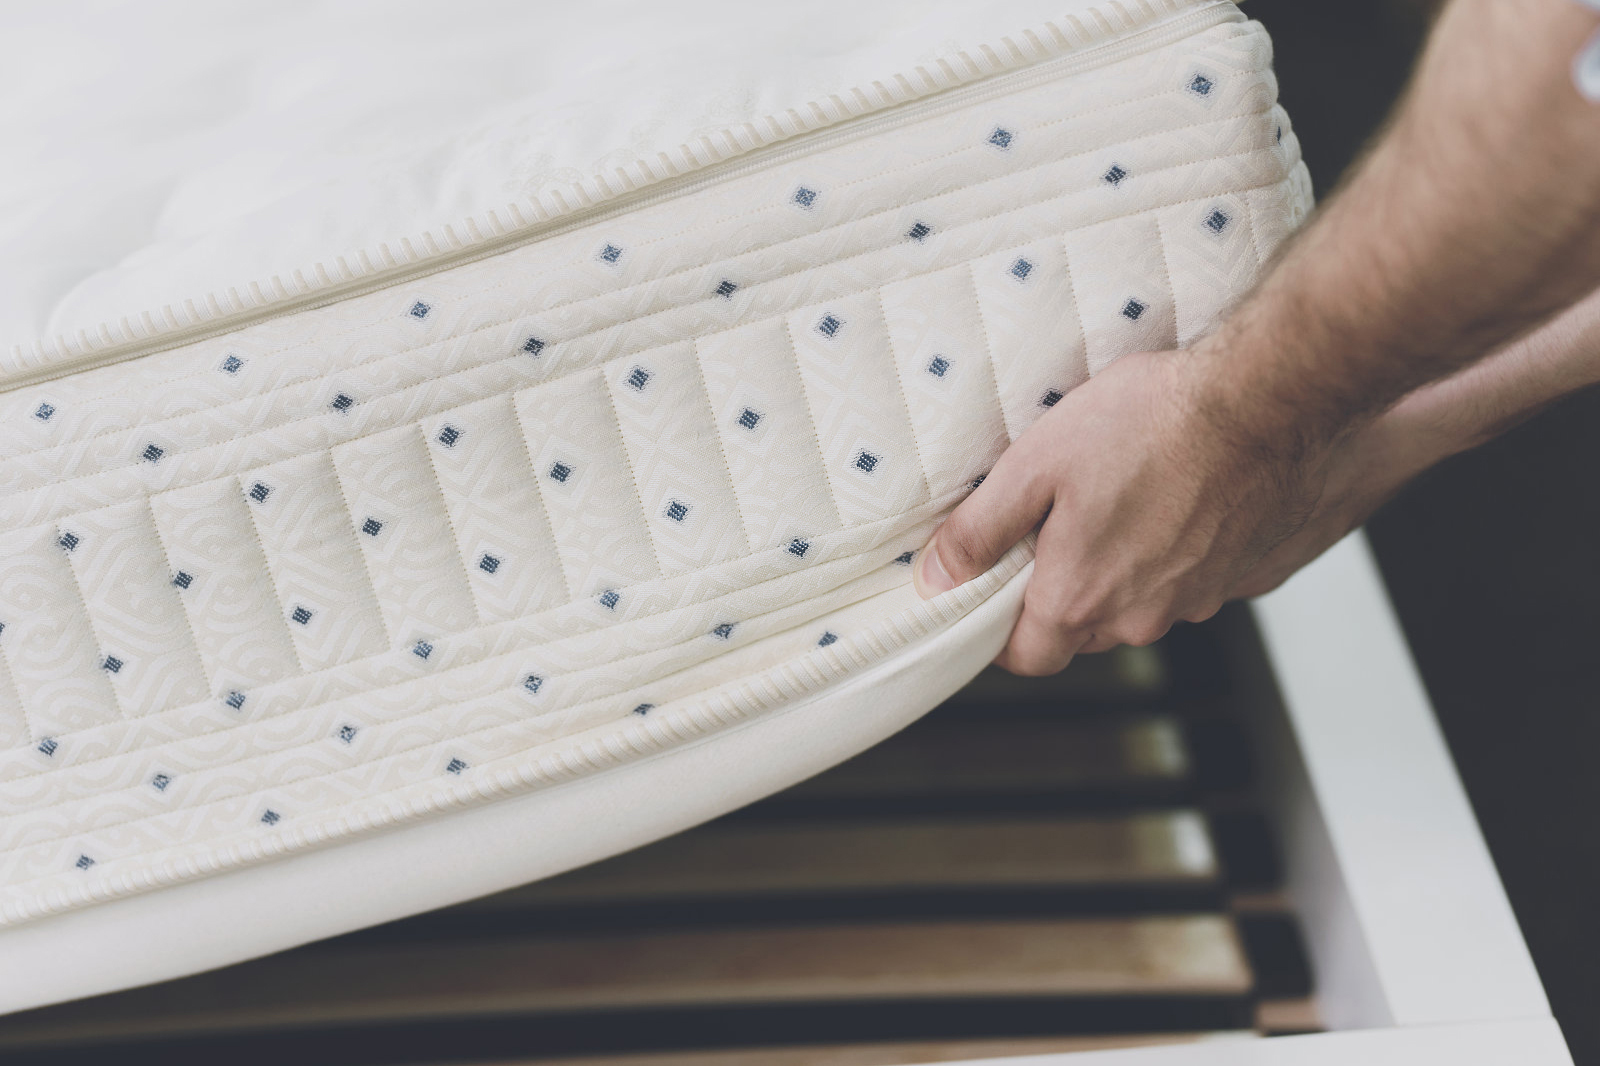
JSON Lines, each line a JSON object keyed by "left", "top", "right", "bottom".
{"left": 3, "top": 0, "right": 1243, "bottom": 391}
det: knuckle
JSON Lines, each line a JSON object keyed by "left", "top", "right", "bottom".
{"left": 1120, "top": 615, "right": 1173, "bottom": 648}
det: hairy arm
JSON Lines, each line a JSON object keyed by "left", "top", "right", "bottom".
{"left": 913, "top": 0, "right": 1600, "bottom": 673}
{"left": 1233, "top": 282, "right": 1600, "bottom": 598}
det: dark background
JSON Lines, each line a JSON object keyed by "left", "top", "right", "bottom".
{"left": 1246, "top": 2, "right": 1600, "bottom": 1061}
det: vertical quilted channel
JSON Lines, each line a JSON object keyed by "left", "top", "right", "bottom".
{"left": 0, "top": 525, "right": 122, "bottom": 737}
{"left": 240, "top": 453, "right": 388, "bottom": 671}
{"left": 607, "top": 343, "right": 748, "bottom": 575}
{"left": 149, "top": 477, "right": 302, "bottom": 696}
{"left": 1065, "top": 215, "right": 1180, "bottom": 377}
{"left": 57, "top": 500, "right": 211, "bottom": 718}
{"left": 331, "top": 425, "right": 480, "bottom": 645}
{"left": 515, "top": 368, "right": 662, "bottom": 600}
{"left": 968, "top": 242, "right": 1090, "bottom": 443}
{"left": 879, "top": 266, "right": 1010, "bottom": 497}
{"left": 696, "top": 320, "right": 843, "bottom": 554}
{"left": 418, "top": 394, "right": 569, "bottom": 624}
{"left": 787, "top": 295, "right": 930, "bottom": 527}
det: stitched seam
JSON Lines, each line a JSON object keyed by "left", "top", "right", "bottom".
{"left": 873, "top": 289, "right": 937, "bottom": 504}
{"left": 2, "top": 540, "right": 1030, "bottom": 923}
{"left": 507, "top": 394, "right": 577, "bottom": 607}
{"left": 0, "top": 531, "right": 937, "bottom": 849}
{"left": 961, "top": 262, "right": 1018, "bottom": 448}
{"left": 240, "top": 474, "right": 315, "bottom": 678}
{"left": 54, "top": 522, "right": 131, "bottom": 725}
{"left": 6, "top": 94, "right": 1274, "bottom": 471}
{"left": 600, "top": 370, "right": 668, "bottom": 583}
{"left": 0, "top": 492, "right": 952, "bottom": 787}
{"left": 15, "top": 55, "right": 1266, "bottom": 418}
{"left": 328, "top": 440, "right": 402, "bottom": 649}
{"left": 0, "top": 171, "right": 1293, "bottom": 735}
{"left": 687, "top": 340, "right": 755, "bottom": 558}
{"left": 0, "top": 145, "right": 1289, "bottom": 523}
{"left": 141, "top": 496, "right": 215, "bottom": 700}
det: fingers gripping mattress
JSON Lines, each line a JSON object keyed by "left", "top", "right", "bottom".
{"left": 0, "top": 0, "right": 1310, "bottom": 1010}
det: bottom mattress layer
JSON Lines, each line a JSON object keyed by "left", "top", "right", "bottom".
{"left": 0, "top": 560, "right": 1032, "bottom": 1014}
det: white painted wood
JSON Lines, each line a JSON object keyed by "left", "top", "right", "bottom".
{"left": 1250, "top": 532, "right": 1549, "bottom": 1026}
{"left": 933, "top": 1017, "right": 1572, "bottom": 1065}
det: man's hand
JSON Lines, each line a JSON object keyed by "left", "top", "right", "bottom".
{"left": 912, "top": 347, "right": 1326, "bottom": 675}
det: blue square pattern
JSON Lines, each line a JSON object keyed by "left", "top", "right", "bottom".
{"left": 291, "top": 606, "right": 313, "bottom": 626}
{"left": 816, "top": 314, "right": 843, "bottom": 339}
{"left": 665, "top": 500, "right": 689, "bottom": 523}
{"left": 1010, "top": 258, "right": 1033, "bottom": 281}
{"left": 627, "top": 366, "right": 651, "bottom": 391}
{"left": 34, "top": 402, "right": 55, "bottom": 421}
{"left": 854, "top": 450, "right": 880, "bottom": 474}
{"left": 1104, "top": 164, "right": 1128, "bottom": 186}
{"left": 523, "top": 336, "right": 546, "bottom": 356}
{"left": 479, "top": 554, "right": 501, "bottom": 574}
{"left": 221, "top": 355, "right": 244, "bottom": 374}
{"left": 1122, "top": 298, "right": 1148, "bottom": 321}
{"left": 362, "top": 517, "right": 383, "bottom": 537}
{"left": 737, "top": 408, "right": 762, "bottom": 430}
{"left": 927, "top": 356, "right": 950, "bottom": 378}
{"left": 599, "top": 589, "right": 621, "bottom": 611}
{"left": 988, "top": 127, "right": 1014, "bottom": 150}
{"left": 413, "top": 640, "right": 433, "bottom": 660}
{"left": 792, "top": 186, "right": 818, "bottom": 209}
{"left": 1204, "top": 208, "right": 1231, "bottom": 234}
{"left": 549, "top": 462, "right": 572, "bottom": 483}
{"left": 249, "top": 482, "right": 272, "bottom": 504}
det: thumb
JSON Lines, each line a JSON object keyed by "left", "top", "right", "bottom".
{"left": 913, "top": 441, "right": 1054, "bottom": 599}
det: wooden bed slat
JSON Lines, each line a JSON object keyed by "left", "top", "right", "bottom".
{"left": 453, "top": 1032, "right": 1234, "bottom": 1066}
{"left": 0, "top": 917, "right": 1251, "bottom": 1046}
{"left": 782, "top": 716, "right": 1189, "bottom": 801}
{"left": 461, "top": 811, "right": 1216, "bottom": 911}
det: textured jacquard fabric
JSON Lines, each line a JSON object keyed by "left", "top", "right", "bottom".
{"left": 0, "top": 5, "right": 1310, "bottom": 928}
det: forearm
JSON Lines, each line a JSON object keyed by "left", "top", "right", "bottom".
{"left": 1388, "top": 283, "right": 1600, "bottom": 466}
{"left": 1198, "top": 0, "right": 1600, "bottom": 452}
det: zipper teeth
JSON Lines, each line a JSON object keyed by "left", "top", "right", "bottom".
{"left": 2, "top": 0, "right": 1242, "bottom": 391}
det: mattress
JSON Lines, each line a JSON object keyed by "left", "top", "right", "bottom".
{"left": 0, "top": 0, "right": 1311, "bottom": 1011}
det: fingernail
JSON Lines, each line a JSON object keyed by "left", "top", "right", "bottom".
{"left": 913, "top": 539, "right": 957, "bottom": 599}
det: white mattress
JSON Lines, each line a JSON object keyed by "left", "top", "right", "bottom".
{"left": 0, "top": 0, "right": 1311, "bottom": 1011}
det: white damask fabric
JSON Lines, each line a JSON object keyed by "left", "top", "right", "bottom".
{"left": 0, "top": 0, "right": 1309, "bottom": 941}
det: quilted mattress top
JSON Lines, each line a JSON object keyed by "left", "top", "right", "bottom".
{"left": 0, "top": 0, "right": 1311, "bottom": 1013}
